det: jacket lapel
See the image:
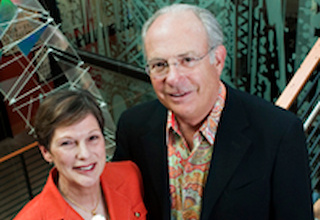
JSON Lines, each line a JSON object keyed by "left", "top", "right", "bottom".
{"left": 138, "top": 88, "right": 252, "bottom": 219}
{"left": 201, "top": 86, "right": 252, "bottom": 219}
{"left": 101, "top": 164, "right": 134, "bottom": 219}
{"left": 103, "top": 184, "right": 132, "bottom": 219}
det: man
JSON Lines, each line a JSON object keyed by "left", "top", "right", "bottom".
{"left": 113, "top": 3, "right": 313, "bottom": 220}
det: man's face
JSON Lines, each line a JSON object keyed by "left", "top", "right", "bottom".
{"left": 144, "top": 10, "right": 226, "bottom": 126}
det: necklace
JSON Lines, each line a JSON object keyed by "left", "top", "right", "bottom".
{"left": 62, "top": 192, "right": 106, "bottom": 220}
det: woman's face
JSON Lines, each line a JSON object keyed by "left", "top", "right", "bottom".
{"left": 40, "top": 113, "right": 106, "bottom": 189}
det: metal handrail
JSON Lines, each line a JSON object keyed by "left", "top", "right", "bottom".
{"left": 0, "top": 141, "right": 38, "bottom": 164}
{"left": 276, "top": 38, "right": 320, "bottom": 110}
{"left": 304, "top": 101, "right": 320, "bottom": 132}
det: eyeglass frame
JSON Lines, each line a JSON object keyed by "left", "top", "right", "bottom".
{"left": 145, "top": 46, "right": 216, "bottom": 79}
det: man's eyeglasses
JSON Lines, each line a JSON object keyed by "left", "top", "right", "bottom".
{"left": 145, "top": 47, "right": 215, "bottom": 79}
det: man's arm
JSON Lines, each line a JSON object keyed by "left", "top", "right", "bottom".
{"left": 272, "top": 117, "right": 314, "bottom": 219}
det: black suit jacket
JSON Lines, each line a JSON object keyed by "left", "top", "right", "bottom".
{"left": 113, "top": 85, "right": 313, "bottom": 220}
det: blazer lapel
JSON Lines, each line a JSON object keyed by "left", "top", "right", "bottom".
{"left": 201, "top": 86, "right": 252, "bottom": 220}
{"left": 104, "top": 184, "right": 132, "bottom": 219}
{"left": 137, "top": 90, "right": 252, "bottom": 219}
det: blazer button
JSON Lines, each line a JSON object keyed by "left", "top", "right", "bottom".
{"left": 134, "top": 212, "right": 141, "bottom": 218}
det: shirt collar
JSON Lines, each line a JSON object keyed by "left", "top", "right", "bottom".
{"left": 166, "top": 82, "right": 226, "bottom": 145}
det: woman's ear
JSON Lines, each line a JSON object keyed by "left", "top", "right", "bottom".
{"left": 39, "top": 145, "right": 53, "bottom": 163}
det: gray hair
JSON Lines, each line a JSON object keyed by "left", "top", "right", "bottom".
{"left": 141, "top": 3, "right": 224, "bottom": 61}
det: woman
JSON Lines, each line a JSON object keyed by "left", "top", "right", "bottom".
{"left": 14, "top": 89, "right": 146, "bottom": 220}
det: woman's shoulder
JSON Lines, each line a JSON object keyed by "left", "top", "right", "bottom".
{"left": 13, "top": 168, "right": 67, "bottom": 220}
{"left": 13, "top": 194, "right": 43, "bottom": 219}
{"left": 104, "top": 160, "right": 140, "bottom": 177}
{"left": 102, "top": 161, "right": 143, "bottom": 187}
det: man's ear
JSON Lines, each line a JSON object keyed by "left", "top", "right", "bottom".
{"left": 212, "top": 45, "right": 227, "bottom": 76}
{"left": 39, "top": 145, "right": 53, "bottom": 163}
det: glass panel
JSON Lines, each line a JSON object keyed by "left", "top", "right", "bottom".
{"left": 0, "top": 0, "right": 115, "bottom": 144}
{"left": 49, "top": 0, "right": 319, "bottom": 101}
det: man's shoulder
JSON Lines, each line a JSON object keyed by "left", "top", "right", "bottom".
{"left": 228, "top": 86, "right": 300, "bottom": 122}
{"left": 121, "top": 99, "right": 166, "bottom": 118}
{"left": 117, "top": 99, "right": 167, "bottom": 129}
{"left": 127, "top": 99, "right": 164, "bottom": 111}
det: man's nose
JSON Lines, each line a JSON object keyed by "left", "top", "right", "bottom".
{"left": 165, "top": 61, "right": 182, "bottom": 81}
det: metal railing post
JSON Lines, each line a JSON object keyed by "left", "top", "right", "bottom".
{"left": 19, "top": 154, "right": 33, "bottom": 200}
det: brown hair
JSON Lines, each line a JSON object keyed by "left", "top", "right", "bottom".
{"left": 34, "top": 89, "right": 104, "bottom": 150}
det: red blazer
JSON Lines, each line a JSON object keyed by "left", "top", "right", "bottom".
{"left": 14, "top": 161, "right": 147, "bottom": 220}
